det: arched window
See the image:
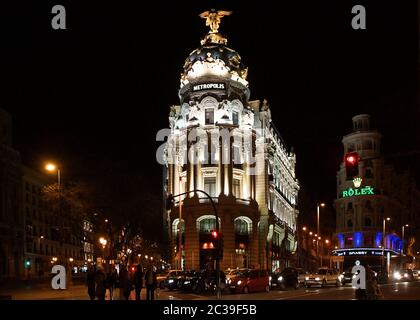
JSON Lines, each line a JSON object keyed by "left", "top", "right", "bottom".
{"left": 364, "top": 217, "right": 372, "bottom": 227}
{"left": 172, "top": 219, "right": 185, "bottom": 237}
{"left": 234, "top": 217, "right": 253, "bottom": 235}
{"left": 196, "top": 215, "right": 221, "bottom": 233}
{"left": 347, "top": 219, "right": 353, "bottom": 228}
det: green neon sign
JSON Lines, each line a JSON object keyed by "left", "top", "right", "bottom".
{"left": 341, "top": 186, "right": 374, "bottom": 198}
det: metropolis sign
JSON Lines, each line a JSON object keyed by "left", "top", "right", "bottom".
{"left": 341, "top": 186, "right": 375, "bottom": 198}
{"left": 192, "top": 83, "right": 226, "bottom": 92}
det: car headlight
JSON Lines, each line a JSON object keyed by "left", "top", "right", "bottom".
{"left": 404, "top": 273, "right": 408, "bottom": 278}
{"left": 269, "top": 276, "right": 272, "bottom": 281}
{"left": 237, "top": 280, "right": 242, "bottom": 285}
{"left": 228, "top": 279, "right": 231, "bottom": 284}
{"left": 338, "top": 275, "right": 344, "bottom": 280}
{"left": 374, "top": 272, "right": 377, "bottom": 277}
{"left": 168, "top": 279, "right": 174, "bottom": 283}
{"left": 305, "top": 277, "right": 309, "bottom": 280}
{"left": 393, "top": 272, "right": 401, "bottom": 280}
{"left": 315, "top": 277, "right": 320, "bottom": 281}
{"left": 352, "top": 275, "right": 357, "bottom": 279}
{"left": 184, "top": 281, "right": 190, "bottom": 284}
{"left": 278, "top": 276, "right": 283, "bottom": 281}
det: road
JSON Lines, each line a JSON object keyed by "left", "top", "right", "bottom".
{"left": 1, "top": 280, "right": 420, "bottom": 300}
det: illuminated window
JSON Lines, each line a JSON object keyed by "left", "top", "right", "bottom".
{"left": 205, "top": 109, "right": 214, "bottom": 125}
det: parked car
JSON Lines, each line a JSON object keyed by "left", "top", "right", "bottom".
{"left": 304, "top": 268, "right": 341, "bottom": 288}
{"left": 393, "top": 269, "right": 414, "bottom": 282}
{"left": 271, "top": 267, "right": 299, "bottom": 290}
{"left": 228, "top": 269, "right": 270, "bottom": 294}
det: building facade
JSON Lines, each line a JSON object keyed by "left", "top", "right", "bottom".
{"left": 22, "top": 166, "right": 86, "bottom": 277}
{"left": 163, "top": 13, "right": 299, "bottom": 272}
{"left": 333, "top": 114, "right": 420, "bottom": 272}
{"left": 0, "top": 108, "right": 23, "bottom": 280}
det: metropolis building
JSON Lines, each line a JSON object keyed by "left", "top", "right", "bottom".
{"left": 163, "top": 11, "right": 299, "bottom": 271}
{"left": 333, "top": 114, "right": 420, "bottom": 272}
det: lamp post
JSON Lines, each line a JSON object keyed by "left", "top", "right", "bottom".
{"left": 401, "top": 224, "right": 409, "bottom": 255}
{"left": 316, "top": 203, "right": 325, "bottom": 267}
{"left": 169, "top": 189, "right": 221, "bottom": 299}
{"left": 45, "top": 163, "right": 63, "bottom": 262}
{"left": 382, "top": 217, "right": 390, "bottom": 280}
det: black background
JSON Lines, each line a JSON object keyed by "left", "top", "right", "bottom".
{"left": 2, "top": 0, "right": 419, "bottom": 236}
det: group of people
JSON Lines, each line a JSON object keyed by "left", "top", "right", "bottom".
{"left": 86, "top": 264, "right": 158, "bottom": 300}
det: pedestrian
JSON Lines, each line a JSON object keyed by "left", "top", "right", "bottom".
{"left": 145, "top": 265, "right": 158, "bottom": 300}
{"left": 133, "top": 265, "right": 144, "bottom": 300}
{"left": 86, "top": 265, "right": 96, "bottom": 300}
{"left": 95, "top": 265, "right": 107, "bottom": 301}
{"left": 106, "top": 267, "right": 117, "bottom": 300}
{"left": 119, "top": 266, "right": 132, "bottom": 300}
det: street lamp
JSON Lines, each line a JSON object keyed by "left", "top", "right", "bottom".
{"left": 317, "top": 203, "right": 325, "bottom": 267}
{"left": 382, "top": 217, "right": 391, "bottom": 280}
{"left": 401, "top": 224, "right": 409, "bottom": 255}
{"left": 45, "top": 163, "right": 61, "bottom": 187}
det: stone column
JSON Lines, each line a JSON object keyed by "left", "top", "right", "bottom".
{"left": 184, "top": 212, "right": 200, "bottom": 271}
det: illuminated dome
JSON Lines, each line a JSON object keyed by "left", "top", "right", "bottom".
{"left": 180, "top": 10, "right": 248, "bottom": 88}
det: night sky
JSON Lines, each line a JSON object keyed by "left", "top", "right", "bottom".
{"left": 2, "top": 1, "right": 419, "bottom": 237}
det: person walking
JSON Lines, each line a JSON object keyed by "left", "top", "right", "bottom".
{"left": 145, "top": 265, "right": 157, "bottom": 300}
{"left": 106, "top": 267, "right": 117, "bottom": 300}
{"left": 86, "top": 265, "right": 96, "bottom": 300}
{"left": 119, "top": 266, "right": 132, "bottom": 300}
{"left": 95, "top": 265, "right": 107, "bottom": 301}
{"left": 133, "top": 265, "right": 144, "bottom": 300}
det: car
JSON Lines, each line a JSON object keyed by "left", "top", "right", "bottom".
{"left": 271, "top": 267, "right": 299, "bottom": 290}
{"left": 296, "top": 268, "right": 308, "bottom": 285}
{"left": 228, "top": 269, "right": 270, "bottom": 294}
{"left": 412, "top": 269, "right": 420, "bottom": 278}
{"left": 178, "top": 270, "right": 199, "bottom": 292}
{"left": 225, "top": 268, "right": 247, "bottom": 282}
{"left": 156, "top": 272, "right": 168, "bottom": 289}
{"left": 304, "top": 268, "right": 341, "bottom": 288}
{"left": 163, "top": 270, "right": 183, "bottom": 290}
{"left": 191, "top": 269, "right": 227, "bottom": 294}
{"left": 393, "top": 269, "right": 414, "bottom": 282}
{"left": 339, "top": 269, "right": 354, "bottom": 285}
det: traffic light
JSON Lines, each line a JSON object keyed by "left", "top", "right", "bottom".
{"left": 211, "top": 230, "right": 218, "bottom": 239}
{"left": 25, "top": 259, "right": 31, "bottom": 268}
{"left": 345, "top": 152, "right": 359, "bottom": 180}
{"left": 166, "top": 194, "right": 174, "bottom": 210}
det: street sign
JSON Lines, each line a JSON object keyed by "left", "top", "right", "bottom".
{"left": 332, "top": 256, "right": 344, "bottom": 262}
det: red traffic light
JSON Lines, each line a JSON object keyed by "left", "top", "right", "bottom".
{"left": 211, "top": 230, "right": 218, "bottom": 238}
{"left": 346, "top": 155, "right": 356, "bottom": 164}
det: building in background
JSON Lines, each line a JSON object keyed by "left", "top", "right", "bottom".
{"left": 0, "top": 108, "right": 23, "bottom": 280}
{"left": 333, "top": 114, "right": 420, "bottom": 273}
{"left": 164, "top": 12, "right": 299, "bottom": 272}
